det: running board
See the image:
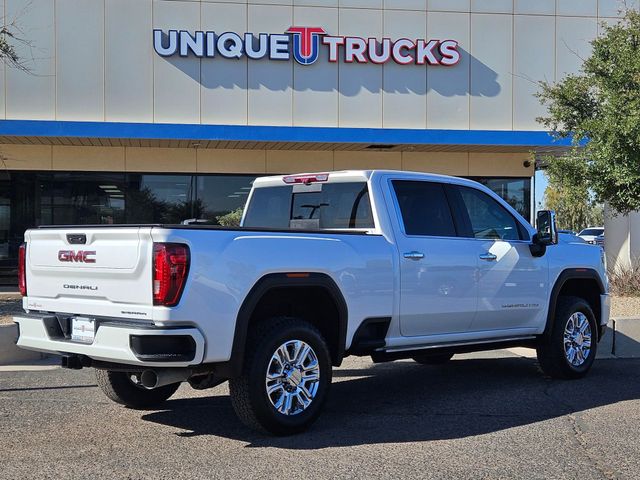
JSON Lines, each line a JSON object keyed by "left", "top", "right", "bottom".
{"left": 371, "top": 336, "right": 538, "bottom": 363}
{"left": 382, "top": 335, "right": 537, "bottom": 353}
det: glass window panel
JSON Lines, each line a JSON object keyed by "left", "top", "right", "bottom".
{"left": 39, "top": 173, "right": 127, "bottom": 225}
{"left": 243, "top": 182, "right": 374, "bottom": 230}
{"left": 126, "top": 175, "right": 194, "bottom": 224}
{"left": 196, "top": 175, "right": 257, "bottom": 225}
{"left": 392, "top": 180, "right": 456, "bottom": 237}
{"left": 0, "top": 172, "right": 37, "bottom": 284}
{"left": 457, "top": 185, "right": 521, "bottom": 241}
{"left": 242, "top": 185, "right": 292, "bottom": 229}
{"left": 291, "top": 183, "right": 374, "bottom": 229}
{"left": 470, "top": 177, "right": 531, "bottom": 221}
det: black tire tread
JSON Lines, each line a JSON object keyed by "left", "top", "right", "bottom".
{"left": 95, "top": 369, "right": 180, "bottom": 409}
{"left": 536, "top": 295, "right": 597, "bottom": 379}
{"left": 229, "top": 316, "right": 330, "bottom": 435}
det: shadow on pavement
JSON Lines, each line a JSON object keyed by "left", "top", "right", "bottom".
{"left": 141, "top": 357, "right": 640, "bottom": 449}
{"left": 0, "top": 384, "right": 97, "bottom": 393}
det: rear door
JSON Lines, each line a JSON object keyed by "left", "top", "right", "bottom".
{"left": 391, "top": 180, "right": 479, "bottom": 337}
{"left": 25, "top": 227, "right": 154, "bottom": 318}
{"left": 447, "top": 184, "right": 547, "bottom": 331}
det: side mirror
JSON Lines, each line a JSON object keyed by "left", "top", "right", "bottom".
{"left": 536, "top": 210, "right": 559, "bottom": 246}
{"left": 530, "top": 210, "right": 558, "bottom": 257}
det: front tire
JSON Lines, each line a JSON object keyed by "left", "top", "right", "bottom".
{"left": 229, "top": 317, "right": 332, "bottom": 435}
{"left": 95, "top": 370, "right": 180, "bottom": 409}
{"left": 537, "top": 296, "right": 598, "bottom": 379}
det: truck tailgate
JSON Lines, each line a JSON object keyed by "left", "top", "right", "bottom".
{"left": 24, "top": 227, "right": 154, "bottom": 319}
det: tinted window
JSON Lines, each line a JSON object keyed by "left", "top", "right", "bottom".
{"left": 242, "top": 185, "right": 292, "bottom": 229}
{"left": 125, "top": 175, "right": 193, "bottom": 224}
{"left": 196, "top": 176, "right": 256, "bottom": 224}
{"left": 392, "top": 181, "right": 456, "bottom": 237}
{"left": 243, "top": 182, "right": 374, "bottom": 230}
{"left": 39, "top": 172, "right": 127, "bottom": 225}
{"left": 456, "top": 186, "right": 521, "bottom": 241}
{"left": 579, "top": 228, "right": 604, "bottom": 236}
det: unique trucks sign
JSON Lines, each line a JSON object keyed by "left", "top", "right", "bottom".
{"left": 153, "top": 27, "right": 460, "bottom": 66}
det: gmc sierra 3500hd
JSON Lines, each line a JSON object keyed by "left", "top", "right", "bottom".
{"left": 14, "top": 170, "right": 610, "bottom": 435}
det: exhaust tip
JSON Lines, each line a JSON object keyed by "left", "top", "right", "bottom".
{"left": 140, "top": 370, "right": 159, "bottom": 389}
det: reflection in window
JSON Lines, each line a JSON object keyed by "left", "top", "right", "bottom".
{"left": 39, "top": 173, "right": 127, "bottom": 225}
{"left": 470, "top": 178, "right": 531, "bottom": 221}
{"left": 196, "top": 176, "right": 257, "bottom": 224}
{"left": 126, "top": 175, "right": 194, "bottom": 224}
{"left": 457, "top": 186, "right": 521, "bottom": 241}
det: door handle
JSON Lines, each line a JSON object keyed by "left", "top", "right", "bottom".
{"left": 479, "top": 253, "right": 497, "bottom": 261}
{"left": 403, "top": 251, "right": 425, "bottom": 260}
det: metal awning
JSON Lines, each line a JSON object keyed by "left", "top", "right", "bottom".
{"left": 0, "top": 120, "right": 574, "bottom": 153}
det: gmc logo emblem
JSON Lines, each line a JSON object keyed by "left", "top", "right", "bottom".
{"left": 58, "top": 250, "right": 96, "bottom": 263}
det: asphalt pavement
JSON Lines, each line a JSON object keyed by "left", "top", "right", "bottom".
{"left": 1, "top": 351, "right": 638, "bottom": 480}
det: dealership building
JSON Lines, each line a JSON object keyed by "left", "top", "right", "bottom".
{"left": 0, "top": 0, "right": 629, "bottom": 282}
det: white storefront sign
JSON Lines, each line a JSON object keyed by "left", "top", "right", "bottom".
{"left": 153, "top": 27, "right": 460, "bottom": 67}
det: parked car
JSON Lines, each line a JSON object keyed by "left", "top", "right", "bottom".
{"left": 578, "top": 227, "right": 605, "bottom": 245}
{"left": 595, "top": 234, "right": 605, "bottom": 248}
{"left": 14, "top": 170, "right": 610, "bottom": 435}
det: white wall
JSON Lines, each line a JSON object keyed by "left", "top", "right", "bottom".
{"left": 606, "top": 206, "right": 640, "bottom": 272}
{"left": 1, "top": 0, "right": 631, "bottom": 129}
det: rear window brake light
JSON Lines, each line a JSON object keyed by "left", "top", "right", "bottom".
{"left": 283, "top": 174, "right": 329, "bottom": 184}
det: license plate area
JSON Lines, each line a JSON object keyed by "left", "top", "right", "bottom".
{"left": 71, "top": 317, "right": 96, "bottom": 344}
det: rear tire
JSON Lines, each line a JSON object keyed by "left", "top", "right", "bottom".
{"left": 95, "top": 369, "right": 180, "bottom": 409}
{"left": 229, "top": 317, "right": 332, "bottom": 436}
{"left": 537, "top": 296, "right": 598, "bottom": 379}
{"left": 412, "top": 353, "right": 454, "bottom": 365}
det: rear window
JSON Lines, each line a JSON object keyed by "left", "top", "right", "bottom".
{"left": 243, "top": 182, "right": 374, "bottom": 230}
{"left": 392, "top": 180, "right": 456, "bottom": 237}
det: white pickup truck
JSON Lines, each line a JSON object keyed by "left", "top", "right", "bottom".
{"left": 14, "top": 170, "right": 610, "bottom": 435}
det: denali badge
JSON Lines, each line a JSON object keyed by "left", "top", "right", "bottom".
{"left": 58, "top": 250, "right": 96, "bottom": 263}
{"left": 63, "top": 284, "right": 98, "bottom": 291}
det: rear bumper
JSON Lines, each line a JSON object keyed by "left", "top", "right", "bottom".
{"left": 13, "top": 313, "right": 205, "bottom": 367}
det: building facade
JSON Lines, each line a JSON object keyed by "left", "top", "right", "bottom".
{"left": 0, "top": 0, "right": 630, "bottom": 282}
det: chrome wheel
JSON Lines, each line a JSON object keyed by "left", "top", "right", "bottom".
{"left": 265, "top": 340, "right": 320, "bottom": 416}
{"left": 563, "top": 312, "right": 592, "bottom": 367}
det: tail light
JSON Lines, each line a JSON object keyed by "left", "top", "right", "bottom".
{"left": 153, "top": 243, "right": 190, "bottom": 307}
{"left": 18, "top": 243, "right": 27, "bottom": 296}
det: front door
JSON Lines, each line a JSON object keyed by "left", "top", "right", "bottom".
{"left": 392, "top": 180, "right": 479, "bottom": 337}
{"left": 450, "top": 184, "right": 548, "bottom": 332}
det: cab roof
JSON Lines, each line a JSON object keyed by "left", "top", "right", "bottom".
{"left": 251, "top": 170, "right": 483, "bottom": 189}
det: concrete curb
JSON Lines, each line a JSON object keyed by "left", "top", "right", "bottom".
{"left": 609, "top": 318, "right": 640, "bottom": 358}
{"left": 0, "top": 323, "right": 49, "bottom": 365}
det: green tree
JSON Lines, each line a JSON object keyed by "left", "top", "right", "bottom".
{"left": 216, "top": 207, "right": 244, "bottom": 227}
{"left": 537, "top": 9, "right": 640, "bottom": 215}
{"left": 542, "top": 156, "right": 604, "bottom": 232}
